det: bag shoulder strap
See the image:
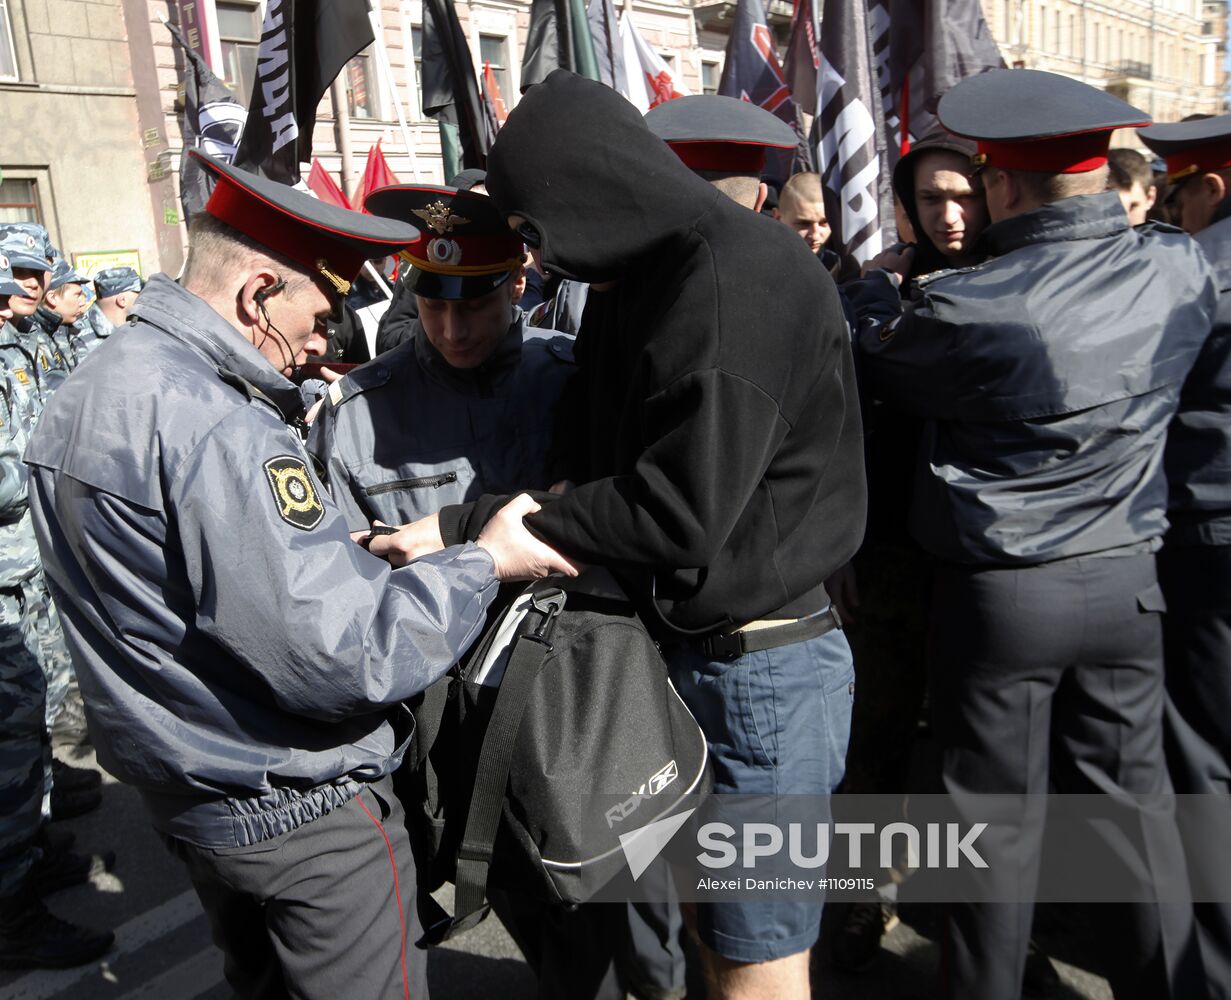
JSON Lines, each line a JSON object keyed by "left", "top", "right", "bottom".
{"left": 417, "top": 588, "right": 566, "bottom": 945}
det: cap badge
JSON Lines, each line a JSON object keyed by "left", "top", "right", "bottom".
{"left": 24, "top": 236, "right": 36, "bottom": 250}
{"left": 0, "top": 254, "right": 8, "bottom": 271}
{"left": 414, "top": 200, "right": 470, "bottom": 235}
{"left": 315, "top": 258, "right": 352, "bottom": 296}
{"left": 427, "top": 238, "right": 463, "bottom": 267}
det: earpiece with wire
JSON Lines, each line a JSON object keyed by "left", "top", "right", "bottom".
{"left": 252, "top": 277, "right": 299, "bottom": 377}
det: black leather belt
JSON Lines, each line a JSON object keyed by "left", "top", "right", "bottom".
{"left": 699, "top": 605, "right": 843, "bottom": 661}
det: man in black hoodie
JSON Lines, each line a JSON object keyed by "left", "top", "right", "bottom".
{"left": 406, "top": 71, "right": 866, "bottom": 998}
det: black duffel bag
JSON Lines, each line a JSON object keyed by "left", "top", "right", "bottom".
{"left": 401, "top": 567, "right": 710, "bottom": 945}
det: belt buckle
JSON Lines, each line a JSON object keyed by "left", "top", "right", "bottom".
{"left": 703, "top": 631, "right": 745, "bottom": 661}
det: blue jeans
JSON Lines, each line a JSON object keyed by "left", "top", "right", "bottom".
{"left": 666, "top": 625, "right": 855, "bottom": 962}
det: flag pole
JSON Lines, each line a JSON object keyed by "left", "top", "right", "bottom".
{"left": 366, "top": 0, "right": 420, "bottom": 179}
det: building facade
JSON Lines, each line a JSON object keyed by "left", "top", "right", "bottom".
{"left": 1, "top": 0, "right": 1226, "bottom": 276}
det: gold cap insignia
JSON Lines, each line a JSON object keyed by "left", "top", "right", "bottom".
{"left": 315, "top": 259, "right": 352, "bottom": 296}
{"left": 413, "top": 200, "right": 470, "bottom": 235}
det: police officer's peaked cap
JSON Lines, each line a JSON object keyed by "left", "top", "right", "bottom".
{"left": 938, "top": 69, "right": 1150, "bottom": 174}
{"left": 192, "top": 151, "right": 422, "bottom": 296}
{"left": 4, "top": 222, "right": 53, "bottom": 263}
{"left": 94, "top": 266, "right": 143, "bottom": 300}
{"left": 0, "top": 252, "right": 22, "bottom": 297}
{"left": 365, "top": 185, "right": 525, "bottom": 301}
{"left": 1138, "top": 113, "right": 1231, "bottom": 184}
{"left": 645, "top": 95, "right": 798, "bottom": 175}
{"left": 47, "top": 254, "right": 86, "bottom": 291}
{"left": 0, "top": 225, "right": 52, "bottom": 272}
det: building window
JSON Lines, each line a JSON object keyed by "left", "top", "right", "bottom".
{"left": 702, "top": 60, "right": 719, "bottom": 95}
{"left": 217, "top": 1, "right": 262, "bottom": 99}
{"left": 480, "top": 35, "right": 512, "bottom": 103}
{"left": 0, "top": 178, "right": 40, "bottom": 225}
{"left": 411, "top": 25, "right": 424, "bottom": 118}
{"left": 346, "top": 48, "right": 378, "bottom": 119}
{"left": 0, "top": 0, "right": 18, "bottom": 81}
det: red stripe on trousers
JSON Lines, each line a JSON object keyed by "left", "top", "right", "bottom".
{"left": 355, "top": 792, "right": 410, "bottom": 1000}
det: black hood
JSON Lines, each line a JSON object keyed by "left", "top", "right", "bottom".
{"left": 892, "top": 128, "right": 981, "bottom": 280}
{"left": 485, "top": 70, "right": 722, "bottom": 283}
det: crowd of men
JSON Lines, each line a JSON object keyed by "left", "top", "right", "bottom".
{"left": 0, "top": 63, "right": 1228, "bottom": 1000}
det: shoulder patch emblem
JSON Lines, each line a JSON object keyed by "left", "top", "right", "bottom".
{"left": 879, "top": 316, "right": 901, "bottom": 343}
{"left": 328, "top": 379, "right": 344, "bottom": 407}
{"left": 263, "top": 456, "right": 325, "bottom": 531}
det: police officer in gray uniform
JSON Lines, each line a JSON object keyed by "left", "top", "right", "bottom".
{"left": 309, "top": 183, "right": 574, "bottom": 531}
{"left": 854, "top": 71, "right": 1217, "bottom": 1000}
{"left": 0, "top": 254, "right": 113, "bottom": 968}
{"left": 0, "top": 225, "right": 70, "bottom": 399}
{"left": 31, "top": 255, "right": 90, "bottom": 371}
{"left": 75, "top": 267, "right": 143, "bottom": 360}
{"left": 1139, "top": 115, "right": 1231, "bottom": 1000}
{"left": 24, "top": 151, "right": 576, "bottom": 999}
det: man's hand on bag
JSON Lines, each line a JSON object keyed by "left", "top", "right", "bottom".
{"left": 360, "top": 515, "right": 445, "bottom": 567}
{"left": 477, "top": 493, "right": 581, "bottom": 581}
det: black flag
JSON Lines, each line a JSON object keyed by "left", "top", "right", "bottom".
{"left": 521, "top": 0, "right": 601, "bottom": 92}
{"left": 420, "top": 0, "right": 490, "bottom": 178}
{"left": 587, "top": 0, "right": 626, "bottom": 94}
{"left": 815, "top": 0, "right": 885, "bottom": 266}
{"left": 232, "top": 0, "right": 374, "bottom": 185}
{"left": 167, "top": 20, "right": 248, "bottom": 225}
{"left": 717, "top": 0, "right": 807, "bottom": 184}
{"left": 869, "top": 0, "right": 1003, "bottom": 157}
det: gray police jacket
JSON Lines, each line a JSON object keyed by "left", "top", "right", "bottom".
{"left": 309, "top": 313, "right": 575, "bottom": 531}
{"left": 1167, "top": 213, "right": 1231, "bottom": 546}
{"left": 25, "top": 274, "right": 500, "bottom": 849}
{"left": 855, "top": 192, "right": 1217, "bottom": 566}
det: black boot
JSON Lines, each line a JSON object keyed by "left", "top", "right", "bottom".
{"left": 51, "top": 759, "right": 101, "bottom": 793}
{"left": 29, "top": 848, "right": 116, "bottom": 897}
{"left": 49, "top": 783, "right": 101, "bottom": 822}
{"left": 0, "top": 890, "right": 114, "bottom": 969}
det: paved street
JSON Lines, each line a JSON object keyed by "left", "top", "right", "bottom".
{"left": 0, "top": 746, "right": 1113, "bottom": 1000}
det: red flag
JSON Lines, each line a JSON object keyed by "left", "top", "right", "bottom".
{"left": 351, "top": 139, "right": 400, "bottom": 212}
{"left": 307, "top": 158, "right": 349, "bottom": 208}
{"left": 483, "top": 61, "right": 509, "bottom": 125}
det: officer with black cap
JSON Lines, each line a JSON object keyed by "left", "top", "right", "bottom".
{"left": 1139, "top": 112, "right": 1231, "bottom": 1000}
{"left": 24, "top": 152, "right": 576, "bottom": 999}
{"left": 308, "top": 183, "right": 574, "bottom": 530}
{"left": 856, "top": 69, "right": 1216, "bottom": 1000}
{"left": 647, "top": 93, "right": 797, "bottom": 213}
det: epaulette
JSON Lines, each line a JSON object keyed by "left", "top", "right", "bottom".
{"left": 324, "top": 357, "right": 394, "bottom": 410}
{"left": 528, "top": 333, "right": 576, "bottom": 366}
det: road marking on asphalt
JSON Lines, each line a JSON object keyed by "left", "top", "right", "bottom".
{"left": 115, "top": 946, "right": 224, "bottom": 999}
{"left": 5, "top": 889, "right": 205, "bottom": 1000}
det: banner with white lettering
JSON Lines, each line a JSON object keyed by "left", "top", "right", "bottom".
{"left": 813, "top": 0, "right": 885, "bottom": 266}
{"left": 232, "top": 0, "right": 375, "bottom": 185}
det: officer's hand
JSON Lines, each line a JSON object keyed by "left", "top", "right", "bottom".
{"left": 316, "top": 365, "right": 345, "bottom": 383}
{"left": 365, "top": 516, "right": 446, "bottom": 567}
{"left": 860, "top": 244, "right": 914, "bottom": 284}
{"left": 825, "top": 562, "right": 860, "bottom": 625}
{"left": 305, "top": 398, "right": 326, "bottom": 425}
{"left": 477, "top": 494, "right": 581, "bottom": 581}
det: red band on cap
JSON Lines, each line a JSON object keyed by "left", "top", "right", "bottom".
{"left": 668, "top": 141, "right": 771, "bottom": 174}
{"left": 206, "top": 172, "right": 369, "bottom": 284}
{"left": 977, "top": 132, "right": 1114, "bottom": 174}
{"left": 1164, "top": 140, "right": 1231, "bottom": 182}
{"left": 402, "top": 229, "right": 525, "bottom": 276}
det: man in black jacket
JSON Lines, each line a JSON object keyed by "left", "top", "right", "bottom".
{"left": 385, "top": 70, "right": 866, "bottom": 998}
{"left": 855, "top": 70, "right": 1216, "bottom": 1000}
{"left": 1139, "top": 114, "right": 1231, "bottom": 1000}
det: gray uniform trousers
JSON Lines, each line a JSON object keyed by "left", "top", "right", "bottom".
{"left": 1160, "top": 542, "right": 1231, "bottom": 1000}
{"left": 164, "top": 777, "right": 426, "bottom": 1000}
{"left": 929, "top": 552, "right": 1202, "bottom": 1000}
